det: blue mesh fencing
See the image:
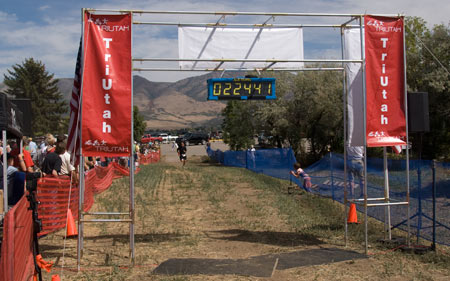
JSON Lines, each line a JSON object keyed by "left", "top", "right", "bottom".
{"left": 207, "top": 147, "right": 450, "bottom": 246}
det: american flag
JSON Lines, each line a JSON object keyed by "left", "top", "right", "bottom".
{"left": 67, "top": 38, "right": 83, "bottom": 166}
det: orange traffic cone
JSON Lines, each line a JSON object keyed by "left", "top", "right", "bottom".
{"left": 51, "top": 274, "right": 61, "bottom": 281}
{"left": 347, "top": 203, "right": 360, "bottom": 224}
{"left": 66, "top": 209, "right": 78, "bottom": 237}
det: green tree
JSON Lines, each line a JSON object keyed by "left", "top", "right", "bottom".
{"left": 405, "top": 18, "right": 450, "bottom": 160}
{"left": 253, "top": 71, "right": 343, "bottom": 164}
{"left": 221, "top": 70, "right": 343, "bottom": 164}
{"left": 133, "top": 106, "right": 146, "bottom": 142}
{"left": 222, "top": 100, "right": 256, "bottom": 150}
{"left": 3, "top": 58, "right": 67, "bottom": 136}
{"left": 290, "top": 70, "right": 343, "bottom": 162}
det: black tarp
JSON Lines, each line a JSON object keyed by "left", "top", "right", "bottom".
{"left": 0, "top": 93, "right": 24, "bottom": 139}
{"left": 11, "top": 98, "right": 32, "bottom": 137}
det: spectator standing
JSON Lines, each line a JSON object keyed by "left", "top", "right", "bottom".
{"left": 347, "top": 145, "right": 364, "bottom": 198}
{"left": 172, "top": 140, "right": 178, "bottom": 151}
{"left": 134, "top": 141, "right": 139, "bottom": 167}
{"left": 10, "top": 140, "right": 33, "bottom": 172}
{"left": 28, "top": 137, "right": 38, "bottom": 163}
{"left": 84, "top": 156, "right": 95, "bottom": 171}
{"left": 41, "top": 139, "right": 62, "bottom": 177}
{"left": 38, "top": 133, "right": 56, "bottom": 167}
{"left": 248, "top": 145, "right": 256, "bottom": 169}
{"left": 57, "top": 139, "right": 75, "bottom": 177}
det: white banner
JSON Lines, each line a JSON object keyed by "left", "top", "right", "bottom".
{"left": 343, "top": 28, "right": 364, "bottom": 146}
{"left": 178, "top": 27, "right": 303, "bottom": 69}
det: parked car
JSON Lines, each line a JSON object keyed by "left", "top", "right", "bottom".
{"left": 158, "top": 133, "right": 169, "bottom": 143}
{"left": 181, "top": 133, "right": 209, "bottom": 146}
{"left": 141, "top": 134, "right": 163, "bottom": 144}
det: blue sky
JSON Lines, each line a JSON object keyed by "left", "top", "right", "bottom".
{"left": 1, "top": 0, "right": 448, "bottom": 82}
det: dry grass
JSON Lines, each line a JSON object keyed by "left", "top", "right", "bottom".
{"left": 39, "top": 157, "right": 450, "bottom": 280}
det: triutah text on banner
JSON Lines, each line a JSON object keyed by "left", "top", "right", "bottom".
{"left": 364, "top": 15, "right": 406, "bottom": 147}
{"left": 81, "top": 12, "right": 132, "bottom": 156}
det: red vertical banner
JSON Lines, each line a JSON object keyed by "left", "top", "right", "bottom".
{"left": 81, "top": 12, "right": 132, "bottom": 156}
{"left": 365, "top": 15, "right": 406, "bottom": 147}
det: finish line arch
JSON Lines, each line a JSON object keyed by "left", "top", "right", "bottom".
{"left": 75, "top": 9, "right": 410, "bottom": 269}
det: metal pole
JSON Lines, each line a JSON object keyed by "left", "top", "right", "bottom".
{"left": 77, "top": 8, "right": 86, "bottom": 271}
{"left": 246, "top": 149, "right": 248, "bottom": 170}
{"left": 134, "top": 21, "right": 361, "bottom": 28}
{"left": 358, "top": 15, "right": 369, "bottom": 255}
{"left": 402, "top": 16, "right": 411, "bottom": 247}
{"left": 431, "top": 160, "right": 436, "bottom": 251}
{"left": 132, "top": 67, "right": 346, "bottom": 72}
{"left": 417, "top": 147, "right": 423, "bottom": 244}
{"left": 88, "top": 8, "right": 402, "bottom": 18}
{"left": 340, "top": 27, "right": 350, "bottom": 247}
{"left": 133, "top": 58, "right": 362, "bottom": 63}
{"left": 77, "top": 157, "right": 85, "bottom": 271}
{"left": 330, "top": 152, "right": 335, "bottom": 201}
{"left": 2, "top": 130, "right": 7, "bottom": 213}
{"left": 130, "top": 11, "right": 135, "bottom": 266}
{"left": 383, "top": 147, "right": 392, "bottom": 240}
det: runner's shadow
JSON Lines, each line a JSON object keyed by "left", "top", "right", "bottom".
{"left": 206, "top": 229, "right": 323, "bottom": 246}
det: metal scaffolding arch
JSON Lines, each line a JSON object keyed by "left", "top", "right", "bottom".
{"left": 77, "top": 8, "right": 410, "bottom": 270}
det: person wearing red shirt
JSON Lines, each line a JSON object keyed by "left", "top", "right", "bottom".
{"left": 10, "top": 141, "right": 34, "bottom": 173}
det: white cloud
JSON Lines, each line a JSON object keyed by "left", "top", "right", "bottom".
{"left": 39, "top": 5, "right": 50, "bottom": 11}
{"left": 0, "top": 0, "right": 448, "bottom": 83}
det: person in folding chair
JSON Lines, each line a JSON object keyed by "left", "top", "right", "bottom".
{"left": 5, "top": 153, "right": 26, "bottom": 207}
{"left": 290, "top": 162, "right": 312, "bottom": 192}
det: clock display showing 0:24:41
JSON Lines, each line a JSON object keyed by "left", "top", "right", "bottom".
{"left": 207, "top": 78, "right": 276, "bottom": 100}
{"left": 212, "top": 81, "right": 272, "bottom": 96}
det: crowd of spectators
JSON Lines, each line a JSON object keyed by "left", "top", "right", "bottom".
{"left": 0, "top": 134, "right": 76, "bottom": 209}
{"left": 0, "top": 134, "right": 159, "bottom": 209}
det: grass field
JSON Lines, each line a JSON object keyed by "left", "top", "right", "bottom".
{"left": 40, "top": 156, "right": 450, "bottom": 280}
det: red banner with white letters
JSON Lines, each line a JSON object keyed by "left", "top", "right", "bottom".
{"left": 81, "top": 12, "right": 132, "bottom": 156}
{"left": 365, "top": 15, "right": 406, "bottom": 147}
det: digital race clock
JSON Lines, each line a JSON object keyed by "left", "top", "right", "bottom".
{"left": 207, "top": 78, "right": 276, "bottom": 100}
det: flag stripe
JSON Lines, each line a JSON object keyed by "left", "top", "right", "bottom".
{"left": 66, "top": 38, "right": 83, "bottom": 165}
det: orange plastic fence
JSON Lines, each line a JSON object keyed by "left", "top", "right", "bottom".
{"left": 0, "top": 152, "right": 160, "bottom": 281}
{"left": 139, "top": 151, "right": 160, "bottom": 165}
{"left": 0, "top": 197, "right": 35, "bottom": 281}
{"left": 37, "top": 176, "right": 79, "bottom": 237}
{"left": 82, "top": 162, "right": 130, "bottom": 214}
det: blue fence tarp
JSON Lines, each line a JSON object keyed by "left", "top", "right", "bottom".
{"left": 207, "top": 146, "right": 450, "bottom": 246}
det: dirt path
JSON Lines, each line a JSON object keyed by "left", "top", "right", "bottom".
{"left": 160, "top": 141, "right": 229, "bottom": 163}
{"left": 39, "top": 148, "right": 450, "bottom": 281}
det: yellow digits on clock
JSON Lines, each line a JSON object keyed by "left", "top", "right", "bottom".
{"left": 233, "top": 82, "right": 241, "bottom": 95}
{"left": 224, "top": 83, "right": 231, "bottom": 95}
{"left": 213, "top": 83, "right": 221, "bottom": 96}
{"left": 254, "top": 83, "right": 261, "bottom": 94}
{"left": 244, "top": 83, "right": 251, "bottom": 95}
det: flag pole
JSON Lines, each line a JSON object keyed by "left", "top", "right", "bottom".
{"left": 77, "top": 8, "right": 86, "bottom": 271}
{"left": 129, "top": 11, "right": 135, "bottom": 266}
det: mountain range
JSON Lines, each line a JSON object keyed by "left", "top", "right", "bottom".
{"left": 1, "top": 72, "right": 243, "bottom": 130}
